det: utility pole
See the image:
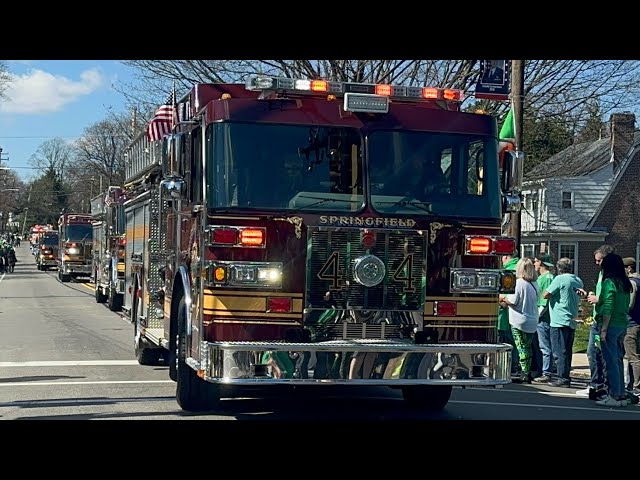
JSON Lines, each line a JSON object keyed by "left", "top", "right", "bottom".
{"left": 21, "top": 185, "right": 32, "bottom": 239}
{"left": 506, "top": 59, "right": 525, "bottom": 253}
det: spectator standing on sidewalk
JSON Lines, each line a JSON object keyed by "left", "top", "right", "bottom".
{"left": 623, "top": 257, "right": 640, "bottom": 395}
{"left": 576, "top": 244, "right": 613, "bottom": 400}
{"left": 498, "top": 254, "right": 520, "bottom": 377}
{"left": 500, "top": 258, "right": 539, "bottom": 384}
{"left": 543, "top": 257, "right": 583, "bottom": 387}
{"left": 593, "top": 253, "right": 631, "bottom": 407}
{"left": 533, "top": 253, "right": 556, "bottom": 383}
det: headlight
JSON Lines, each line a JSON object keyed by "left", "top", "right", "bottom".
{"left": 209, "top": 261, "right": 283, "bottom": 288}
{"left": 450, "top": 268, "right": 501, "bottom": 293}
{"left": 67, "top": 247, "right": 79, "bottom": 254}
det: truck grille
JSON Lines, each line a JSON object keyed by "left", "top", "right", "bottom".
{"left": 306, "top": 227, "right": 426, "bottom": 310}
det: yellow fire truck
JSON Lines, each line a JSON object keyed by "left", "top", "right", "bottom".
{"left": 123, "top": 75, "right": 523, "bottom": 412}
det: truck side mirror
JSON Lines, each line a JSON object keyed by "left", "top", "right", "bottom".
{"left": 501, "top": 150, "right": 524, "bottom": 193}
{"left": 161, "top": 176, "right": 186, "bottom": 199}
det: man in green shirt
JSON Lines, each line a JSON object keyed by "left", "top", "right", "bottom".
{"left": 498, "top": 254, "right": 519, "bottom": 376}
{"left": 533, "top": 253, "right": 556, "bottom": 383}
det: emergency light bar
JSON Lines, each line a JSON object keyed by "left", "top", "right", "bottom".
{"left": 245, "top": 75, "right": 464, "bottom": 112}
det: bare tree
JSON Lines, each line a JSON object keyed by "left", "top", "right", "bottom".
{"left": 72, "top": 113, "right": 132, "bottom": 189}
{"left": 0, "top": 168, "right": 24, "bottom": 232}
{"left": 0, "top": 60, "right": 12, "bottom": 100}
{"left": 28, "top": 138, "right": 75, "bottom": 180}
{"left": 118, "top": 60, "right": 640, "bottom": 133}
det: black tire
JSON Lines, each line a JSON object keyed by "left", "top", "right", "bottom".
{"left": 132, "top": 287, "right": 165, "bottom": 366}
{"left": 95, "top": 283, "right": 107, "bottom": 304}
{"left": 59, "top": 269, "right": 70, "bottom": 283}
{"left": 108, "top": 284, "right": 123, "bottom": 312}
{"left": 175, "top": 296, "right": 221, "bottom": 412}
{"left": 401, "top": 385, "right": 452, "bottom": 411}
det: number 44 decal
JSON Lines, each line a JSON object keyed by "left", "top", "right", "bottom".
{"left": 317, "top": 252, "right": 416, "bottom": 292}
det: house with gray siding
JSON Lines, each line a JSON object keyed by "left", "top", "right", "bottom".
{"left": 520, "top": 112, "right": 640, "bottom": 290}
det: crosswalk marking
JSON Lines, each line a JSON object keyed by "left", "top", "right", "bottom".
{"left": 0, "top": 360, "right": 141, "bottom": 367}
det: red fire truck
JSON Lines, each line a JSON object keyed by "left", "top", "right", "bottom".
{"left": 91, "top": 187, "right": 126, "bottom": 310}
{"left": 123, "top": 75, "right": 523, "bottom": 412}
{"left": 57, "top": 213, "right": 93, "bottom": 282}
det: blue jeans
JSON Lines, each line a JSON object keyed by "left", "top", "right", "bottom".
{"left": 587, "top": 323, "right": 606, "bottom": 390}
{"left": 537, "top": 321, "right": 555, "bottom": 376}
{"left": 550, "top": 325, "right": 575, "bottom": 382}
{"left": 600, "top": 325, "right": 627, "bottom": 399}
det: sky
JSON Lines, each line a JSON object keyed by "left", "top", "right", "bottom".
{"left": 0, "top": 60, "right": 137, "bottom": 182}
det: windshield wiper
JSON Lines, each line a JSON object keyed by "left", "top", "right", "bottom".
{"left": 375, "top": 199, "right": 433, "bottom": 214}
{"left": 295, "top": 195, "right": 361, "bottom": 209}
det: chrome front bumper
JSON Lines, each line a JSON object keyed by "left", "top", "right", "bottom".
{"left": 63, "top": 263, "right": 91, "bottom": 275}
{"left": 196, "top": 340, "right": 512, "bottom": 386}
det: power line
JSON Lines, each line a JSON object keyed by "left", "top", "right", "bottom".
{"left": 0, "top": 134, "right": 137, "bottom": 139}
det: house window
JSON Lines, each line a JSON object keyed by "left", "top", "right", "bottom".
{"left": 559, "top": 242, "right": 578, "bottom": 273}
{"left": 521, "top": 244, "right": 535, "bottom": 259}
{"left": 561, "top": 191, "right": 573, "bottom": 209}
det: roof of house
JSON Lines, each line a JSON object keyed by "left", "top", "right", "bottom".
{"left": 524, "top": 137, "right": 610, "bottom": 181}
{"left": 524, "top": 131, "right": 640, "bottom": 182}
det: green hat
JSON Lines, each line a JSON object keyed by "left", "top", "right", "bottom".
{"left": 536, "top": 254, "right": 554, "bottom": 268}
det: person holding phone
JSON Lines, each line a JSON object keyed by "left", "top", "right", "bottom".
{"left": 543, "top": 258, "right": 584, "bottom": 387}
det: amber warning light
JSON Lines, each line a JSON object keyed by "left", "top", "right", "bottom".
{"left": 209, "top": 226, "right": 266, "bottom": 248}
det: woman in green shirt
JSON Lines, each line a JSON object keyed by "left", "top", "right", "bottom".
{"left": 595, "top": 253, "right": 632, "bottom": 407}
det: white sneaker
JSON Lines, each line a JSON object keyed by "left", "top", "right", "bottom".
{"left": 595, "top": 396, "right": 626, "bottom": 407}
{"left": 575, "top": 387, "right": 590, "bottom": 397}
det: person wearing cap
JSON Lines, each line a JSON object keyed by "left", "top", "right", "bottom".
{"left": 623, "top": 257, "right": 640, "bottom": 395}
{"left": 543, "top": 257, "right": 584, "bottom": 387}
{"left": 533, "top": 253, "right": 556, "bottom": 383}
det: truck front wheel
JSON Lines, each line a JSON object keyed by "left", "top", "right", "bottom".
{"left": 175, "top": 297, "right": 221, "bottom": 412}
{"left": 401, "top": 385, "right": 452, "bottom": 411}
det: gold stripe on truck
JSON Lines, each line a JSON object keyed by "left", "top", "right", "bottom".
{"left": 203, "top": 290, "right": 303, "bottom": 314}
{"left": 425, "top": 300, "right": 498, "bottom": 317}
{"left": 424, "top": 297, "right": 498, "bottom": 327}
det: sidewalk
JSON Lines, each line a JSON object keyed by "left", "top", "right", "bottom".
{"left": 570, "top": 352, "right": 590, "bottom": 379}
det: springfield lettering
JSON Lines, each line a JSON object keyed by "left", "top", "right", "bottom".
{"left": 319, "top": 216, "right": 417, "bottom": 228}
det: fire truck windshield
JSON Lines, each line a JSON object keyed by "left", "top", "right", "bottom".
{"left": 42, "top": 235, "right": 58, "bottom": 246}
{"left": 208, "top": 123, "right": 364, "bottom": 212}
{"left": 65, "top": 224, "right": 92, "bottom": 242}
{"left": 368, "top": 130, "right": 500, "bottom": 219}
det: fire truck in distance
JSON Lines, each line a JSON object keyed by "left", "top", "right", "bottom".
{"left": 35, "top": 229, "right": 59, "bottom": 271}
{"left": 57, "top": 213, "right": 93, "bottom": 283}
{"left": 91, "top": 187, "right": 126, "bottom": 311}
{"left": 123, "top": 75, "right": 523, "bottom": 412}
{"left": 29, "top": 224, "right": 54, "bottom": 251}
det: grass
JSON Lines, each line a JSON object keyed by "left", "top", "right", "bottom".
{"left": 573, "top": 299, "right": 593, "bottom": 353}
{"left": 573, "top": 321, "right": 590, "bottom": 353}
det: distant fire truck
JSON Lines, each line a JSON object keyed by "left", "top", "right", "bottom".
{"left": 57, "top": 213, "right": 93, "bottom": 282}
{"left": 35, "top": 229, "right": 59, "bottom": 271}
{"left": 123, "top": 75, "right": 523, "bottom": 412}
{"left": 29, "top": 224, "right": 54, "bottom": 249}
{"left": 91, "top": 187, "right": 126, "bottom": 310}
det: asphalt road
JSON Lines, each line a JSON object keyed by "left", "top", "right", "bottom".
{"left": 1, "top": 243, "right": 638, "bottom": 420}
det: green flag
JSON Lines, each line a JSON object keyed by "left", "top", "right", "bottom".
{"left": 499, "top": 107, "right": 515, "bottom": 140}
